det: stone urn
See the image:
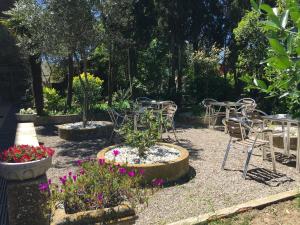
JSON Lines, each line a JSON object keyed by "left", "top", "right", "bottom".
{"left": 0, "top": 156, "right": 52, "bottom": 181}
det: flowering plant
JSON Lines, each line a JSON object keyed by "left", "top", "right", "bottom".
{"left": 39, "top": 158, "right": 163, "bottom": 214}
{"left": 0, "top": 145, "right": 55, "bottom": 163}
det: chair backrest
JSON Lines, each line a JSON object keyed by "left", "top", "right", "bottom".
{"left": 202, "top": 98, "right": 217, "bottom": 108}
{"left": 161, "top": 101, "right": 177, "bottom": 120}
{"left": 107, "top": 108, "right": 126, "bottom": 129}
{"left": 224, "top": 117, "right": 251, "bottom": 140}
{"left": 135, "top": 97, "right": 154, "bottom": 108}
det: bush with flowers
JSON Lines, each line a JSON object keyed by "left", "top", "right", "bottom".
{"left": 39, "top": 156, "right": 164, "bottom": 214}
{"left": 0, "top": 145, "right": 55, "bottom": 163}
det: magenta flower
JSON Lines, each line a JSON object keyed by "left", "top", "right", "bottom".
{"left": 98, "top": 158, "right": 105, "bottom": 165}
{"left": 152, "top": 178, "right": 164, "bottom": 186}
{"left": 128, "top": 170, "right": 135, "bottom": 177}
{"left": 112, "top": 149, "right": 120, "bottom": 157}
{"left": 59, "top": 176, "right": 67, "bottom": 185}
{"left": 97, "top": 193, "right": 103, "bottom": 201}
{"left": 72, "top": 175, "right": 77, "bottom": 182}
{"left": 79, "top": 168, "right": 85, "bottom": 175}
{"left": 76, "top": 159, "right": 83, "bottom": 166}
{"left": 109, "top": 165, "right": 114, "bottom": 172}
{"left": 139, "top": 169, "right": 145, "bottom": 175}
{"left": 118, "top": 167, "right": 127, "bottom": 175}
{"left": 68, "top": 171, "right": 72, "bottom": 177}
{"left": 48, "top": 179, "right": 52, "bottom": 185}
{"left": 38, "top": 183, "right": 49, "bottom": 192}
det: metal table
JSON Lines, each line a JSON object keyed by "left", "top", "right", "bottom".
{"left": 262, "top": 114, "right": 300, "bottom": 172}
{"left": 209, "top": 101, "right": 243, "bottom": 132}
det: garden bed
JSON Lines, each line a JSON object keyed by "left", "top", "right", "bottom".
{"left": 58, "top": 121, "right": 113, "bottom": 141}
{"left": 97, "top": 143, "right": 189, "bottom": 183}
{"left": 35, "top": 114, "right": 81, "bottom": 126}
{"left": 51, "top": 203, "right": 136, "bottom": 225}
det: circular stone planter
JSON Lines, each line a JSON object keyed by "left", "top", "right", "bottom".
{"left": 15, "top": 113, "right": 37, "bottom": 122}
{"left": 97, "top": 143, "right": 189, "bottom": 183}
{"left": 272, "top": 126, "right": 298, "bottom": 150}
{"left": 58, "top": 121, "right": 113, "bottom": 141}
{"left": 0, "top": 156, "right": 52, "bottom": 181}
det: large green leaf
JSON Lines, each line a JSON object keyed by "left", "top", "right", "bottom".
{"left": 260, "top": 4, "right": 275, "bottom": 15}
{"left": 268, "top": 38, "right": 286, "bottom": 55}
{"left": 267, "top": 55, "right": 291, "bottom": 70}
{"left": 250, "top": 0, "right": 259, "bottom": 11}
{"left": 281, "top": 10, "right": 289, "bottom": 28}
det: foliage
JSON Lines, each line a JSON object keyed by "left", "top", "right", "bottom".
{"left": 248, "top": 0, "right": 300, "bottom": 117}
{"left": 120, "top": 109, "right": 165, "bottom": 158}
{"left": 73, "top": 73, "right": 104, "bottom": 114}
{"left": 43, "top": 87, "right": 65, "bottom": 115}
{"left": 39, "top": 158, "right": 152, "bottom": 213}
{"left": 0, "top": 145, "right": 54, "bottom": 163}
{"left": 19, "top": 108, "right": 36, "bottom": 115}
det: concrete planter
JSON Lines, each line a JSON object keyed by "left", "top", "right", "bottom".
{"left": 58, "top": 121, "right": 113, "bottom": 141}
{"left": 0, "top": 156, "right": 52, "bottom": 181}
{"left": 35, "top": 114, "right": 81, "bottom": 126}
{"left": 15, "top": 113, "right": 37, "bottom": 122}
{"left": 51, "top": 203, "right": 136, "bottom": 225}
{"left": 97, "top": 143, "right": 190, "bottom": 183}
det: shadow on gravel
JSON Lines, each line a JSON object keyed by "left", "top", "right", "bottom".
{"left": 35, "top": 125, "right": 58, "bottom": 137}
{"left": 163, "top": 166, "right": 197, "bottom": 187}
{"left": 176, "top": 139, "right": 203, "bottom": 160}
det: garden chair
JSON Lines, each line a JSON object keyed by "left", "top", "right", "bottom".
{"left": 107, "top": 108, "right": 128, "bottom": 143}
{"left": 221, "top": 117, "right": 277, "bottom": 178}
{"left": 161, "top": 101, "right": 179, "bottom": 142}
{"left": 135, "top": 97, "right": 155, "bottom": 109}
{"left": 202, "top": 98, "right": 223, "bottom": 128}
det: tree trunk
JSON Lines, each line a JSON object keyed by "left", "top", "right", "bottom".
{"left": 176, "top": 44, "right": 183, "bottom": 107}
{"left": 108, "top": 43, "right": 113, "bottom": 106}
{"left": 66, "top": 54, "right": 74, "bottom": 110}
{"left": 29, "top": 55, "right": 44, "bottom": 115}
{"left": 127, "top": 47, "right": 137, "bottom": 98}
{"left": 169, "top": 34, "right": 177, "bottom": 99}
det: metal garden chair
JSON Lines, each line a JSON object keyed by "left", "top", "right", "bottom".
{"left": 107, "top": 108, "right": 128, "bottom": 143}
{"left": 222, "top": 117, "right": 277, "bottom": 178}
{"left": 202, "top": 98, "right": 224, "bottom": 127}
{"left": 161, "top": 101, "right": 179, "bottom": 142}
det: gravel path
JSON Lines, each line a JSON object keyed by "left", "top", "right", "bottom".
{"left": 36, "top": 125, "right": 300, "bottom": 225}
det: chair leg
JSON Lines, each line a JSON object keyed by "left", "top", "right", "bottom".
{"left": 268, "top": 132, "right": 277, "bottom": 173}
{"left": 222, "top": 137, "right": 232, "bottom": 169}
{"left": 243, "top": 135, "right": 258, "bottom": 178}
{"left": 172, "top": 122, "right": 179, "bottom": 143}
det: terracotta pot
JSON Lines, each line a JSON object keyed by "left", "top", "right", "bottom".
{"left": 0, "top": 156, "right": 52, "bottom": 181}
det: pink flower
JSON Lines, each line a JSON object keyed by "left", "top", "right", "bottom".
{"left": 128, "top": 170, "right": 135, "bottom": 177}
{"left": 72, "top": 175, "right": 77, "bottom": 182}
{"left": 118, "top": 167, "right": 127, "bottom": 175}
{"left": 38, "top": 183, "right": 49, "bottom": 192}
{"left": 48, "top": 179, "right": 52, "bottom": 185}
{"left": 98, "top": 158, "right": 105, "bottom": 165}
{"left": 68, "top": 171, "right": 72, "bottom": 177}
{"left": 112, "top": 149, "right": 120, "bottom": 157}
{"left": 97, "top": 193, "right": 103, "bottom": 201}
{"left": 76, "top": 159, "right": 83, "bottom": 166}
{"left": 152, "top": 178, "right": 164, "bottom": 186}
{"left": 59, "top": 176, "right": 67, "bottom": 185}
{"left": 79, "top": 168, "right": 85, "bottom": 175}
{"left": 139, "top": 169, "right": 145, "bottom": 175}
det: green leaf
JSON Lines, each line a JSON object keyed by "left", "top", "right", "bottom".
{"left": 267, "top": 55, "right": 291, "bottom": 70}
{"left": 269, "top": 38, "right": 286, "bottom": 55}
{"left": 250, "top": 0, "right": 259, "bottom": 11}
{"left": 260, "top": 4, "right": 275, "bottom": 15}
{"left": 268, "top": 14, "right": 281, "bottom": 27}
{"left": 281, "top": 10, "right": 289, "bottom": 28}
{"left": 261, "top": 20, "right": 280, "bottom": 30}
{"left": 257, "top": 80, "right": 267, "bottom": 90}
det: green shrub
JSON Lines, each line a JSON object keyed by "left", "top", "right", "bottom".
{"left": 73, "top": 73, "right": 104, "bottom": 113}
{"left": 120, "top": 109, "right": 166, "bottom": 158}
{"left": 43, "top": 87, "right": 65, "bottom": 115}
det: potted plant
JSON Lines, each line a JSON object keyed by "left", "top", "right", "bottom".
{"left": 0, "top": 145, "right": 54, "bottom": 180}
{"left": 16, "top": 108, "right": 37, "bottom": 122}
{"left": 40, "top": 158, "right": 162, "bottom": 224}
{"left": 97, "top": 109, "right": 190, "bottom": 183}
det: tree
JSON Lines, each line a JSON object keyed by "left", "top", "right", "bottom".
{"left": 248, "top": 0, "right": 300, "bottom": 116}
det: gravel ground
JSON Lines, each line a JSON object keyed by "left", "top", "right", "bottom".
{"left": 36, "top": 124, "right": 300, "bottom": 225}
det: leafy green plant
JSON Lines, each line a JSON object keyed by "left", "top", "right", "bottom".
{"left": 39, "top": 158, "right": 151, "bottom": 214}
{"left": 43, "top": 87, "right": 65, "bottom": 115}
{"left": 120, "top": 109, "right": 165, "bottom": 158}
{"left": 247, "top": 0, "right": 300, "bottom": 117}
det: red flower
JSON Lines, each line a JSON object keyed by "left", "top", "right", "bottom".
{"left": 0, "top": 145, "right": 55, "bottom": 163}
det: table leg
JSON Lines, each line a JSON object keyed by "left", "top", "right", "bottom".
{"left": 287, "top": 122, "right": 290, "bottom": 157}
{"left": 262, "top": 119, "right": 267, "bottom": 160}
{"left": 282, "top": 122, "right": 288, "bottom": 155}
{"left": 225, "top": 107, "right": 229, "bottom": 133}
{"left": 297, "top": 125, "right": 300, "bottom": 172}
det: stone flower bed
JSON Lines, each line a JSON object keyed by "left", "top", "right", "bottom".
{"left": 98, "top": 143, "right": 189, "bottom": 183}
{"left": 58, "top": 121, "right": 113, "bottom": 141}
